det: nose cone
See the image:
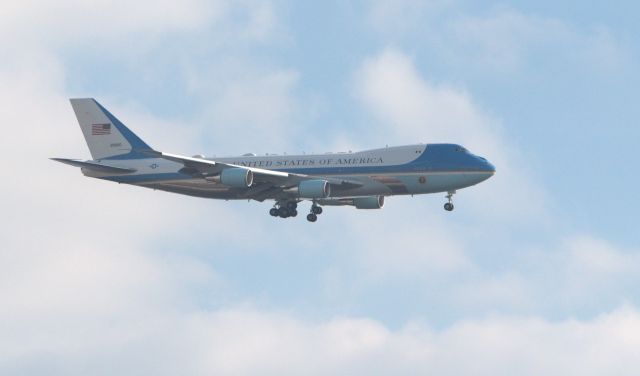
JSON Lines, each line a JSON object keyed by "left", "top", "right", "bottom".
{"left": 472, "top": 155, "right": 495, "bottom": 173}
{"left": 473, "top": 156, "right": 495, "bottom": 182}
{"left": 484, "top": 160, "right": 496, "bottom": 174}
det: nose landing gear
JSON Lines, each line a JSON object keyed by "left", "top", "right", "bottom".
{"left": 444, "top": 191, "right": 455, "bottom": 212}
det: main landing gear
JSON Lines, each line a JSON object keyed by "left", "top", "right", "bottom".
{"left": 269, "top": 201, "right": 323, "bottom": 222}
{"left": 269, "top": 201, "right": 298, "bottom": 218}
{"left": 444, "top": 191, "right": 455, "bottom": 212}
{"left": 306, "top": 204, "right": 323, "bottom": 222}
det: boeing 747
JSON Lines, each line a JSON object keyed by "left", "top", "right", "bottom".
{"left": 53, "top": 98, "right": 495, "bottom": 222}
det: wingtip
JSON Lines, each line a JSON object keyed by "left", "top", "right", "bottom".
{"left": 50, "top": 157, "right": 76, "bottom": 163}
{"left": 69, "top": 97, "right": 96, "bottom": 103}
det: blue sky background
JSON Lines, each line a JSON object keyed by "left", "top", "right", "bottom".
{"left": 1, "top": 1, "right": 639, "bottom": 374}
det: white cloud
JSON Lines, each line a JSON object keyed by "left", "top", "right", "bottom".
{"left": 0, "top": 0, "right": 282, "bottom": 55}
{"left": 239, "top": 0, "right": 280, "bottom": 42}
{"left": 354, "top": 49, "right": 498, "bottom": 150}
{"left": 5, "top": 305, "right": 640, "bottom": 375}
{"left": 0, "top": 47, "right": 228, "bottom": 375}
{"left": 1, "top": 0, "right": 222, "bottom": 47}
{"left": 0, "top": 47, "right": 224, "bottom": 328}
{"left": 353, "top": 48, "right": 548, "bottom": 220}
{"left": 187, "top": 68, "right": 303, "bottom": 155}
{"left": 532, "top": 235, "right": 640, "bottom": 312}
{"left": 583, "top": 27, "right": 629, "bottom": 71}
{"left": 423, "top": 234, "right": 640, "bottom": 317}
{"left": 339, "top": 204, "right": 471, "bottom": 280}
{"left": 449, "top": 10, "right": 566, "bottom": 70}
{"left": 449, "top": 272, "right": 534, "bottom": 313}
{"left": 368, "top": 3, "right": 629, "bottom": 74}
{"left": 566, "top": 235, "right": 639, "bottom": 275}
{"left": 448, "top": 9, "right": 629, "bottom": 73}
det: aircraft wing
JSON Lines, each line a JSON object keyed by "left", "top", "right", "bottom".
{"left": 149, "top": 151, "right": 363, "bottom": 190}
{"left": 51, "top": 158, "right": 137, "bottom": 174}
{"left": 151, "top": 151, "right": 295, "bottom": 184}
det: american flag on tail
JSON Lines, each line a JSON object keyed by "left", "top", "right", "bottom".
{"left": 91, "top": 123, "right": 111, "bottom": 135}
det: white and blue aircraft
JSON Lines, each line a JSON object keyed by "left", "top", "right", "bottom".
{"left": 53, "top": 98, "right": 495, "bottom": 222}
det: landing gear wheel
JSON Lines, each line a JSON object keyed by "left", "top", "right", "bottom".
{"left": 311, "top": 205, "right": 323, "bottom": 215}
{"left": 307, "top": 213, "right": 317, "bottom": 222}
{"left": 286, "top": 201, "right": 298, "bottom": 211}
{"left": 269, "top": 208, "right": 279, "bottom": 217}
{"left": 278, "top": 207, "right": 290, "bottom": 218}
{"left": 290, "top": 209, "right": 298, "bottom": 217}
{"left": 444, "top": 191, "right": 456, "bottom": 212}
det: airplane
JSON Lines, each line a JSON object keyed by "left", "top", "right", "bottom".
{"left": 53, "top": 98, "right": 496, "bottom": 222}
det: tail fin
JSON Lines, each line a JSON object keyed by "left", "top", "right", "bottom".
{"left": 70, "top": 98, "right": 153, "bottom": 160}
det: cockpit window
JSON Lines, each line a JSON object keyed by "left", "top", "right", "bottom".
{"left": 455, "top": 146, "right": 468, "bottom": 152}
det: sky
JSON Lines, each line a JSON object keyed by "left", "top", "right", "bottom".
{"left": 1, "top": 0, "right": 639, "bottom": 374}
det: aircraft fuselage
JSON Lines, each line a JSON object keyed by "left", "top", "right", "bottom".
{"left": 55, "top": 98, "right": 496, "bottom": 221}
{"left": 84, "top": 143, "right": 495, "bottom": 201}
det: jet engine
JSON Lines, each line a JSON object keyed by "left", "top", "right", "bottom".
{"left": 209, "top": 168, "right": 253, "bottom": 188}
{"left": 353, "top": 196, "right": 385, "bottom": 209}
{"left": 297, "top": 179, "right": 331, "bottom": 198}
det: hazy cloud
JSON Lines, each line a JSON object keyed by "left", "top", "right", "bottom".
{"left": 353, "top": 48, "right": 548, "bottom": 220}
{"left": 194, "top": 69, "right": 302, "bottom": 155}
{"left": 368, "top": 3, "right": 629, "bottom": 74}
{"left": 6, "top": 305, "right": 639, "bottom": 375}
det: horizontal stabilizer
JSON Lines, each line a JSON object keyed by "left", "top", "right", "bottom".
{"left": 51, "top": 158, "right": 137, "bottom": 174}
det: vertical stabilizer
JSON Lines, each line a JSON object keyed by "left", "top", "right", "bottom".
{"left": 70, "top": 98, "right": 153, "bottom": 160}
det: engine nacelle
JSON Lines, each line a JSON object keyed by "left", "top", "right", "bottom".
{"left": 317, "top": 196, "right": 385, "bottom": 209}
{"left": 353, "top": 196, "right": 385, "bottom": 209}
{"left": 298, "top": 179, "right": 331, "bottom": 198}
{"left": 219, "top": 168, "right": 253, "bottom": 188}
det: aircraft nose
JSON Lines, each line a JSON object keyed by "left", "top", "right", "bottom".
{"left": 485, "top": 160, "right": 496, "bottom": 174}
{"left": 475, "top": 156, "right": 496, "bottom": 174}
